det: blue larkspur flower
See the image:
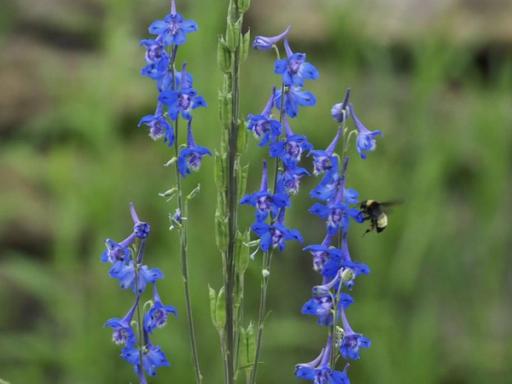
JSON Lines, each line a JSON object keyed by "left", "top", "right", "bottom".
{"left": 130, "top": 202, "right": 151, "bottom": 239}
{"left": 138, "top": 103, "right": 174, "bottom": 144}
{"left": 109, "top": 260, "right": 163, "bottom": 294}
{"left": 148, "top": 0, "right": 198, "bottom": 46}
{"left": 349, "top": 103, "right": 382, "bottom": 160}
{"left": 141, "top": 38, "right": 169, "bottom": 65}
{"left": 105, "top": 299, "right": 138, "bottom": 346}
{"left": 159, "top": 64, "right": 207, "bottom": 121}
{"left": 340, "top": 308, "right": 371, "bottom": 360}
{"left": 101, "top": 235, "right": 135, "bottom": 264}
{"left": 253, "top": 25, "right": 291, "bottom": 51}
{"left": 274, "top": 40, "right": 319, "bottom": 87}
{"left": 246, "top": 88, "right": 282, "bottom": 146}
{"left": 309, "top": 127, "right": 342, "bottom": 176}
{"left": 295, "top": 339, "right": 351, "bottom": 384}
{"left": 275, "top": 85, "right": 316, "bottom": 118}
{"left": 251, "top": 209, "right": 303, "bottom": 252}
{"left": 240, "top": 160, "right": 289, "bottom": 221}
{"left": 309, "top": 200, "right": 361, "bottom": 235}
{"left": 303, "top": 234, "right": 341, "bottom": 276}
{"left": 122, "top": 340, "right": 170, "bottom": 376}
{"left": 177, "top": 120, "right": 211, "bottom": 176}
{"left": 276, "top": 165, "right": 309, "bottom": 195}
{"left": 144, "top": 285, "right": 177, "bottom": 334}
{"left": 331, "top": 89, "right": 351, "bottom": 124}
{"left": 270, "top": 116, "right": 312, "bottom": 166}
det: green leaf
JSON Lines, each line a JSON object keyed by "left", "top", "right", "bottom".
{"left": 226, "top": 17, "right": 241, "bottom": 50}
{"left": 208, "top": 285, "right": 218, "bottom": 327}
{"left": 239, "top": 0, "right": 251, "bottom": 13}
{"left": 241, "top": 29, "right": 251, "bottom": 62}
{"left": 237, "top": 164, "right": 249, "bottom": 200}
{"left": 237, "top": 119, "right": 249, "bottom": 153}
{"left": 239, "top": 322, "right": 256, "bottom": 370}
{"left": 236, "top": 230, "right": 251, "bottom": 276}
{"left": 186, "top": 184, "right": 201, "bottom": 200}
{"left": 215, "top": 211, "right": 228, "bottom": 251}
{"left": 218, "top": 91, "right": 233, "bottom": 129}
{"left": 216, "top": 287, "right": 226, "bottom": 330}
{"left": 215, "top": 152, "right": 227, "bottom": 188}
{"left": 217, "top": 37, "right": 232, "bottom": 73}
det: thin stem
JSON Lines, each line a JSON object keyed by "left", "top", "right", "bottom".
{"left": 171, "top": 54, "right": 203, "bottom": 383}
{"left": 249, "top": 81, "right": 287, "bottom": 384}
{"left": 134, "top": 240, "right": 146, "bottom": 383}
{"left": 226, "top": 1, "right": 242, "bottom": 383}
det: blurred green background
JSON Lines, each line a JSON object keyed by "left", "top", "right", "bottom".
{"left": 1, "top": 0, "right": 511, "bottom": 383}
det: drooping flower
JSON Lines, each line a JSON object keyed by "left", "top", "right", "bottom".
{"left": 121, "top": 339, "right": 171, "bottom": 376}
{"left": 177, "top": 120, "right": 211, "bottom": 176}
{"left": 251, "top": 209, "right": 303, "bottom": 252}
{"left": 105, "top": 298, "right": 139, "bottom": 346}
{"left": 144, "top": 285, "right": 177, "bottom": 334}
{"left": 331, "top": 89, "right": 351, "bottom": 124}
{"left": 253, "top": 25, "right": 291, "bottom": 51}
{"left": 159, "top": 64, "right": 207, "bottom": 121}
{"left": 101, "top": 236, "right": 135, "bottom": 264}
{"left": 303, "top": 234, "right": 341, "bottom": 276}
{"left": 130, "top": 202, "right": 151, "bottom": 239}
{"left": 138, "top": 103, "right": 174, "bottom": 144}
{"left": 274, "top": 40, "right": 319, "bottom": 87}
{"left": 246, "top": 88, "right": 282, "bottom": 146}
{"left": 270, "top": 116, "right": 312, "bottom": 166}
{"left": 295, "top": 338, "right": 351, "bottom": 384}
{"left": 240, "top": 160, "right": 289, "bottom": 221}
{"left": 141, "top": 38, "right": 169, "bottom": 65}
{"left": 148, "top": 0, "right": 198, "bottom": 46}
{"left": 309, "top": 201, "right": 361, "bottom": 236}
{"left": 339, "top": 307, "right": 371, "bottom": 360}
{"left": 275, "top": 86, "right": 316, "bottom": 118}
{"left": 276, "top": 165, "right": 310, "bottom": 195}
{"left": 349, "top": 103, "right": 382, "bottom": 160}
{"left": 309, "top": 127, "right": 342, "bottom": 176}
{"left": 109, "top": 260, "right": 163, "bottom": 294}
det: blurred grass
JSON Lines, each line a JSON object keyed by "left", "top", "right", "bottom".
{"left": 0, "top": 0, "right": 511, "bottom": 383}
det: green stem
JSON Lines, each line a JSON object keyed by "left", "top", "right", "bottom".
{"left": 134, "top": 240, "right": 146, "bottom": 383}
{"left": 249, "top": 82, "right": 287, "bottom": 384}
{"left": 171, "top": 53, "right": 203, "bottom": 382}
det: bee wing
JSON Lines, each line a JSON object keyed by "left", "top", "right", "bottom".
{"left": 379, "top": 199, "right": 404, "bottom": 213}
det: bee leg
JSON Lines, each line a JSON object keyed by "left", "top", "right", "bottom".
{"left": 362, "top": 228, "right": 372, "bottom": 237}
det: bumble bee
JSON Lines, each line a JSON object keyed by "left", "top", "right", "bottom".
{"left": 360, "top": 200, "right": 401, "bottom": 234}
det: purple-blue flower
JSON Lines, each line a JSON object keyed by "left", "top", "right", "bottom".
{"left": 138, "top": 103, "right": 174, "bottom": 145}
{"left": 270, "top": 116, "right": 312, "bottom": 166}
{"left": 340, "top": 308, "right": 371, "bottom": 360}
{"left": 247, "top": 88, "right": 282, "bottom": 146}
{"left": 274, "top": 40, "right": 319, "bottom": 87}
{"left": 105, "top": 299, "right": 138, "bottom": 346}
{"left": 101, "top": 235, "right": 135, "bottom": 264}
{"left": 251, "top": 209, "right": 303, "bottom": 252}
{"left": 121, "top": 340, "right": 170, "bottom": 376}
{"left": 159, "top": 64, "right": 207, "bottom": 121}
{"left": 349, "top": 103, "right": 382, "bottom": 160}
{"left": 253, "top": 25, "right": 291, "bottom": 51}
{"left": 240, "top": 160, "right": 289, "bottom": 221}
{"left": 177, "top": 121, "right": 211, "bottom": 176}
{"left": 148, "top": 0, "right": 198, "bottom": 46}
{"left": 331, "top": 89, "right": 351, "bottom": 124}
{"left": 109, "top": 261, "right": 163, "bottom": 294}
{"left": 275, "top": 85, "right": 316, "bottom": 118}
{"left": 276, "top": 165, "right": 310, "bottom": 195}
{"left": 309, "top": 127, "right": 342, "bottom": 176}
{"left": 295, "top": 339, "right": 351, "bottom": 384}
{"left": 144, "top": 285, "right": 177, "bottom": 334}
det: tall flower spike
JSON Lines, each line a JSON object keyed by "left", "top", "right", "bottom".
{"left": 253, "top": 25, "right": 291, "bottom": 51}
{"left": 349, "top": 103, "right": 382, "bottom": 160}
{"left": 177, "top": 120, "right": 212, "bottom": 176}
{"left": 274, "top": 39, "right": 319, "bottom": 87}
{"left": 247, "top": 87, "right": 282, "bottom": 146}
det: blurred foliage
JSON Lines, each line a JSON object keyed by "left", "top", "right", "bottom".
{"left": 1, "top": 0, "right": 511, "bottom": 383}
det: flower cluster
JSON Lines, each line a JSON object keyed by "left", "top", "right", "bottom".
{"left": 296, "top": 90, "right": 382, "bottom": 382}
{"left": 138, "top": 0, "right": 210, "bottom": 176}
{"left": 101, "top": 203, "right": 177, "bottom": 382}
{"left": 243, "top": 28, "right": 320, "bottom": 253}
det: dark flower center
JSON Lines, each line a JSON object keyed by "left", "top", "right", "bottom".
{"left": 314, "top": 156, "right": 332, "bottom": 174}
{"left": 256, "top": 195, "right": 272, "bottom": 212}
{"left": 271, "top": 228, "right": 283, "bottom": 247}
{"left": 187, "top": 153, "right": 202, "bottom": 170}
{"left": 285, "top": 141, "right": 302, "bottom": 159}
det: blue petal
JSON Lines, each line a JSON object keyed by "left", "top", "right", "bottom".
{"left": 148, "top": 20, "right": 168, "bottom": 35}
{"left": 181, "top": 19, "right": 198, "bottom": 33}
{"left": 274, "top": 59, "right": 287, "bottom": 75}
